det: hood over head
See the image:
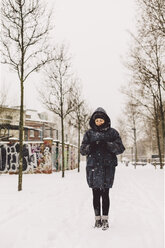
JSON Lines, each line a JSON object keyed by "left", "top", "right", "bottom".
{"left": 89, "top": 107, "right": 111, "bottom": 131}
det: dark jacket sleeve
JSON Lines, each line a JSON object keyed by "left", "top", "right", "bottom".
{"left": 106, "top": 128, "right": 125, "bottom": 155}
{"left": 80, "top": 131, "right": 91, "bottom": 156}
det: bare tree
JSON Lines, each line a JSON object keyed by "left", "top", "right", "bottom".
{"left": 136, "top": 0, "right": 165, "bottom": 154}
{"left": 70, "top": 81, "right": 91, "bottom": 172}
{"left": 123, "top": 76, "right": 164, "bottom": 168}
{"left": 123, "top": 0, "right": 165, "bottom": 168}
{"left": 40, "top": 45, "right": 75, "bottom": 177}
{"left": 125, "top": 100, "right": 141, "bottom": 167}
{"left": 116, "top": 117, "right": 128, "bottom": 160}
{"left": 130, "top": 36, "right": 164, "bottom": 166}
{"left": 79, "top": 104, "right": 91, "bottom": 133}
{"left": 1, "top": 0, "right": 53, "bottom": 190}
{"left": 138, "top": 0, "right": 165, "bottom": 37}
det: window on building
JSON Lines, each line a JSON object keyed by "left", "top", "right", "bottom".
{"left": 30, "top": 130, "right": 35, "bottom": 137}
{"left": 38, "top": 130, "right": 42, "bottom": 138}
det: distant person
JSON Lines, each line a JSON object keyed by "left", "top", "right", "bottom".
{"left": 80, "top": 107, "right": 125, "bottom": 230}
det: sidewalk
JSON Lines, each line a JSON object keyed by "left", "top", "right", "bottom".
{"left": 0, "top": 162, "right": 164, "bottom": 248}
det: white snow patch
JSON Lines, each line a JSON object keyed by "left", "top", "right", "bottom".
{"left": 0, "top": 163, "right": 164, "bottom": 248}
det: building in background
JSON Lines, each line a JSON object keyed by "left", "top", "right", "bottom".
{"left": 0, "top": 106, "right": 78, "bottom": 145}
{"left": 25, "top": 109, "right": 58, "bottom": 141}
{"left": 0, "top": 106, "right": 58, "bottom": 141}
{"left": 0, "top": 106, "right": 25, "bottom": 140}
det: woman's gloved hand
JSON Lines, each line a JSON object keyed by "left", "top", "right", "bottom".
{"left": 90, "top": 140, "right": 107, "bottom": 153}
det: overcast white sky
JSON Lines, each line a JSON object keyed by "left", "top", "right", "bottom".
{"left": 0, "top": 0, "right": 137, "bottom": 126}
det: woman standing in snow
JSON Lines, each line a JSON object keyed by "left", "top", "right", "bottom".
{"left": 80, "top": 107, "right": 125, "bottom": 230}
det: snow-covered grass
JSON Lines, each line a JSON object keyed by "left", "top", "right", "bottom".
{"left": 0, "top": 163, "right": 164, "bottom": 248}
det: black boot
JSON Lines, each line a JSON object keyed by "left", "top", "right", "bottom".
{"left": 94, "top": 216, "right": 102, "bottom": 228}
{"left": 102, "top": 216, "right": 109, "bottom": 230}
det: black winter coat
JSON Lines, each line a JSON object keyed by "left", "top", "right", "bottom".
{"left": 80, "top": 107, "right": 125, "bottom": 189}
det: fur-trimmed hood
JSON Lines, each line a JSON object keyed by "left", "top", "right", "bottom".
{"left": 89, "top": 107, "right": 111, "bottom": 131}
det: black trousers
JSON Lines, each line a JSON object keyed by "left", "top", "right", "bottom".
{"left": 92, "top": 188, "right": 110, "bottom": 216}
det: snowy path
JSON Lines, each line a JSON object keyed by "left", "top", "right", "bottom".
{"left": 0, "top": 163, "right": 164, "bottom": 248}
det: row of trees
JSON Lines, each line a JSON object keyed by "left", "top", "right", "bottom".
{"left": 120, "top": 0, "right": 165, "bottom": 168}
{"left": 0, "top": 0, "right": 91, "bottom": 191}
{"left": 39, "top": 45, "right": 91, "bottom": 177}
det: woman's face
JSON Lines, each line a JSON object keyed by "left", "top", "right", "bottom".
{"left": 95, "top": 118, "right": 105, "bottom": 126}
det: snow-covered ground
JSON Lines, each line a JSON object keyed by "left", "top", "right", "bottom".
{"left": 0, "top": 162, "right": 164, "bottom": 248}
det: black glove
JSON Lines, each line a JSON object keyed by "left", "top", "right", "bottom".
{"left": 90, "top": 140, "right": 107, "bottom": 153}
{"left": 89, "top": 141, "right": 97, "bottom": 153}
{"left": 97, "top": 140, "right": 107, "bottom": 151}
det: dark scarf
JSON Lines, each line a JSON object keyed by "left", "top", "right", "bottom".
{"left": 93, "top": 122, "right": 110, "bottom": 132}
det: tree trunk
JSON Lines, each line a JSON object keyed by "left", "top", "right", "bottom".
{"left": 156, "top": 53, "right": 165, "bottom": 157}
{"left": 61, "top": 115, "right": 65, "bottom": 177}
{"left": 134, "top": 128, "right": 137, "bottom": 169}
{"left": 18, "top": 0, "right": 24, "bottom": 191}
{"left": 18, "top": 80, "right": 24, "bottom": 191}
{"left": 153, "top": 98, "right": 163, "bottom": 169}
{"left": 158, "top": 93, "right": 165, "bottom": 159}
{"left": 132, "top": 126, "right": 137, "bottom": 169}
{"left": 155, "top": 120, "right": 163, "bottom": 169}
{"left": 77, "top": 122, "right": 80, "bottom": 172}
{"left": 55, "top": 141, "right": 59, "bottom": 171}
